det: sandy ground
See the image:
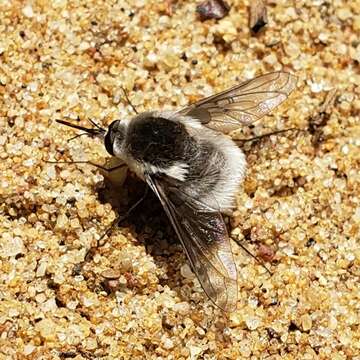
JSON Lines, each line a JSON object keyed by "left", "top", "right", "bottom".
{"left": 0, "top": 0, "right": 359, "bottom": 359}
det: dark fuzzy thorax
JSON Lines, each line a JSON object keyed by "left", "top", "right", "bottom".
{"left": 126, "top": 116, "right": 195, "bottom": 168}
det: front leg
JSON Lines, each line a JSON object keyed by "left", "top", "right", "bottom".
{"left": 45, "top": 160, "right": 126, "bottom": 173}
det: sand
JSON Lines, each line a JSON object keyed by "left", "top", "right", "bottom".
{"left": 0, "top": 0, "right": 359, "bottom": 358}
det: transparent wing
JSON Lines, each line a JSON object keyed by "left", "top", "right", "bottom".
{"left": 177, "top": 71, "right": 297, "bottom": 133}
{"left": 145, "top": 173, "right": 238, "bottom": 312}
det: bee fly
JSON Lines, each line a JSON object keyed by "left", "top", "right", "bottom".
{"left": 55, "top": 72, "right": 297, "bottom": 311}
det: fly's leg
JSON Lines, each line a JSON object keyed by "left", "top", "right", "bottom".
{"left": 234, "top": 128, "right": 302, "bottom": 145}
{"left": 230, "top": 235, "right": 272, "bottom": 275}
{"left": 121, "top": 86, "right": 138, "bottom": 114}
{"left": 45, "top": 160, "right": 126, "bottom": 173}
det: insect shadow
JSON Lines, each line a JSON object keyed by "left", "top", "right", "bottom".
{"left": 97, "top": 173, "right": 176, "bottom": 244}
{"left": 95, "top": 172, "right": 190, "bottom": 293}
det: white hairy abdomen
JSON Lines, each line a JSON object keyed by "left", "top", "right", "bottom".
{"left": 182, "top": 115, "right": 246, "bottom": 212}
{"left": 203, "top": 130, "right": 246, "bottom": 212}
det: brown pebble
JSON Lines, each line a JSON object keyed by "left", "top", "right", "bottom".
{"left": 43, "top": 138, "right": 51, "bottom": 147}
{"left": 102, "top": 278, "right": 120, "bottom": 293}
{"left": 124, "top": 272, "right": 138, "bottom": 289}
{"left": 196, "top": 0, "right": 230, "bottom": 21}
{"left": 26, "top": 176, "right": 37, "bottom": 185}
{"left": 165, "top": 0, "right": 173, "bottom": 16}
{"left": 101, "top": 269, "right": 121, "bottom": 279}
{"left": 257, "top": 244, "right": 276, "bottom": 262}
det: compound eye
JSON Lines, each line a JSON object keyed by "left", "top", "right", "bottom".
{"left": 104, "top": 131, "right": 114, "bottom": 155}
{"left": 104, "top": 121, "right": 118, "bottom": 156}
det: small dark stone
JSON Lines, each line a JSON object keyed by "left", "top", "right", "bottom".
{"left": 288, "top": 321, "right": 300, "bottom": 332}
{"left": 249, "top": 0, "right": 268, "bottom": 34}
{"left": 251, "top": 18, "right": 267, "bottom": 33}
{"left": 196, "top": 0, "right": 230, "bottom": 21}
{"left": 306, "top": 238, "right": 316, "bottom": 247}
